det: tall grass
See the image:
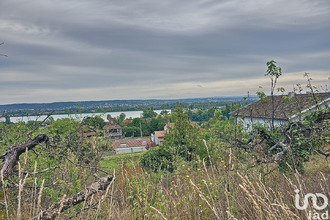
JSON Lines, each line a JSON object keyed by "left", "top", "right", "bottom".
{"left": 94, "top": 153, "right": 328, "bottom": 220}
{"left": 1, "top": 148, "right": 328, "bottom": 219}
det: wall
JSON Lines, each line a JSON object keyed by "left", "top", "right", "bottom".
{"left": 115, "top": 146, "right": 147, "bottom": 154}
{"left": 237, "top": 116, "right": 287, "bottom": 131}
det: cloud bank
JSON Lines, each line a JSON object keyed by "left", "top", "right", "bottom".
{"left": 0, "top": 0, "right": 329, "bottom": 104}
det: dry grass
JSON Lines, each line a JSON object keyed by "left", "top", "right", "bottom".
{"left": 1, "top": 147, "right": 329, "bottom": 219}
{"left": 90, "top": 152, "right": 328, "bottom": 220}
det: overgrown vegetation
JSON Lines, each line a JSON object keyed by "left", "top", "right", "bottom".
{"left": 0, "top": 66, "right": 329, "bottom": 219}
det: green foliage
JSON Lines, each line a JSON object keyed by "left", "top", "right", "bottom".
{"left": 280, "top": 109, "right": 329, "bottom": 172}
{"left": 249, "top": 108, "right": 329, "bottom": 173}
{"left": 256, "top": 86, "right": 266, "bottom": 100}
{"left": 46, "top": 118, "right": 92, "bottom": 160}
{"left": 118, "top": 113, "right": 126, "bottom": 126}
{"left": 186, "top": 108, "right": 215, "bottom": 123}
{"left": 141, "top": 106, "right": 206, "bottom": 172}
{"left": 122, "top": 126, "right": 140, "bottom": 137}
{"left": 142, "top": 108, "right": 158, "bottom": 118}
{"left": 5, "top": 115, "right": 11, "bottom": 124}
{"left": 48, "top": 118, "right": 80, "bottom": 137}
{"left": 140, "top": 147, "right": 175, "bottom": 172}
{"left": 82, "top": 115, "right": 106, "bottom": 132}
{"left": 164, "top": 107, "right": 205, "bottom": 161}
{"left": 101, "top": 152, "right": 142, "bottom": 170}
{"left": 265, "top": 60, "right": 282, "bottom": 80}
{"left": 0, "top": 121, "right": 40, "bottom": 150}
{"left": 123, "top": 115, "right": 167, "bottom": 137}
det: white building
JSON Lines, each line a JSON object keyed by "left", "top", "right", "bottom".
{"left": 230, "top": 92, "right": 330, "bottom": 130}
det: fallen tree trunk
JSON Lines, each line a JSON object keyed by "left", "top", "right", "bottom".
{"left": 0, "top": 134, "right": 49, "bottom": 180}
{"left": 33, "top": 174, "right": 113, "bottom": 220}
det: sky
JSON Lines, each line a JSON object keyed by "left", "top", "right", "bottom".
{"left": 0, "top": 0, "right": 329, "bottom": 105}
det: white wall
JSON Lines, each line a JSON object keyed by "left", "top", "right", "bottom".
{"left": 115, "top": 146, "right": 147, "bottom": 154}
{"left": 237, "top": 116, "right": 287, "bottom": 131}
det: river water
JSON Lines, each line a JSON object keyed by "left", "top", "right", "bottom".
{"left": 3, "top": 109, "right": 169, "bottom": 123}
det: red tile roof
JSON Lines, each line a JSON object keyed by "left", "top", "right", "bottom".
{"left": 154, "top": 130, "right": 166, "bottom": 138}
{"left": 112, "top": 138, "right": 154, "bottom": 149}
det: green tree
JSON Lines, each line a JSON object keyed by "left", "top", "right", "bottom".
{"left": 49, "top": 118, "right": 80, "bottom": 137}
{"left": 141, "top": 106, "right": 206, "bottom": 171}
{"left": 142, "top": 108, "right": 157, "bottom": 118}
{"left": 5, "top": 115, "right": 11, "bottom": 124}
{"left": 164, "top": 107, "right": 205, "bottom": 161}
{"left": 160, "top": 110, "right": 169, "bottom": 115}
{"left": 117, "top": 113, "right": 126, "bottom": 126}
{"left": 122, "top": 126, "right": 139, "bottom": 137}
{"left": 265, "top": 60, "right": 283, "bottom": 130}
{"left": 82, "top": 115, "right": 106, "bottom": 132}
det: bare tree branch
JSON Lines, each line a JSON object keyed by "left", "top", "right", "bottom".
{"left": 33, "top": 174, "right": 113, "bottom": 220}
{"left": 0, "top": 134, "right": 49, "bottom": 181}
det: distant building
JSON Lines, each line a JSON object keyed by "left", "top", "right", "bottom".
{"left": 103, "top": 118, "right": 124, "bottom": 139}
{"left": 112, "top": 138, "right": 154, "bottom": 154}
{"left": 230, "top": 92, "right": 330, "bottom": 129}
{"left": 151, "top": 121, "right": 200, "bottom": 146}
{"left": 151, "top": 122, "right": 174, "bottom": 146}
{"left": 152, "top": 130, "right": 166, "bottom": 146}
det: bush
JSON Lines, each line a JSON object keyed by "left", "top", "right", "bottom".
{"left": 140, "top": 147, "right": 174, "bottom": 172}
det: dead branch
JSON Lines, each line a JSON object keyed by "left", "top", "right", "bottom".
{"left": 0, "top": 134, "right": 49, "bottom": 181}
{"left": 33, "top": 174, "right": 113, "bottom": 220}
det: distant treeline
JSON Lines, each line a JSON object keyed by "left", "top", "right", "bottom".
{"left": 0, "top": 96, "right": 256, "bottom": 116}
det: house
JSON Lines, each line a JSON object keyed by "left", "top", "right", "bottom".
{"left": 152, "top": 130, "right": 166, "bottom": 146}
{"left": 151, "top": 122, "right": 173, "bottom": 146}
{"left": 103, "top": 118, "right": 124, "bottom": 139}
{"left": 230, "top": 92, "right": 330, "bottom": 129}
{"left": 112, "top": 138, "right": 154, "bottom": 154}
{"left": 152, "top": 122, "right": 200, "bottom": 145}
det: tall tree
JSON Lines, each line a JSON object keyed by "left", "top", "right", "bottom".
{"left": 265, "top": 60, "right": 282, "bottom": 130}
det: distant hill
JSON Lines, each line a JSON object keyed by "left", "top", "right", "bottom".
{"left": 0, "top": 96, "right": 256, "bottom": 116}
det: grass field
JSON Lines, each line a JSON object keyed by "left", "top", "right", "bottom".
{"left": 100, "top": 151, "right": 145, "bottom": 171}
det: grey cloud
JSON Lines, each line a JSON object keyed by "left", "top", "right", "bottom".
{"left": 0, "top": 0, "right": 330, "bottom": 104}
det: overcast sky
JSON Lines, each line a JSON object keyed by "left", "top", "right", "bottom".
{"left": 0, "top": 0, "right": 329, "bottom": 104}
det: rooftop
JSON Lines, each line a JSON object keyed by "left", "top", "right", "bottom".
{"left": 112, "top": 138, "right": 154, "bottom": 149}
{"left": 231, "top": 92, "right": 330, "bottom": 120}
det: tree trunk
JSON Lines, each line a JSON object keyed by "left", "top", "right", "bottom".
{"left": 0, "top": 134, "right": 49, "bottom": 181}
